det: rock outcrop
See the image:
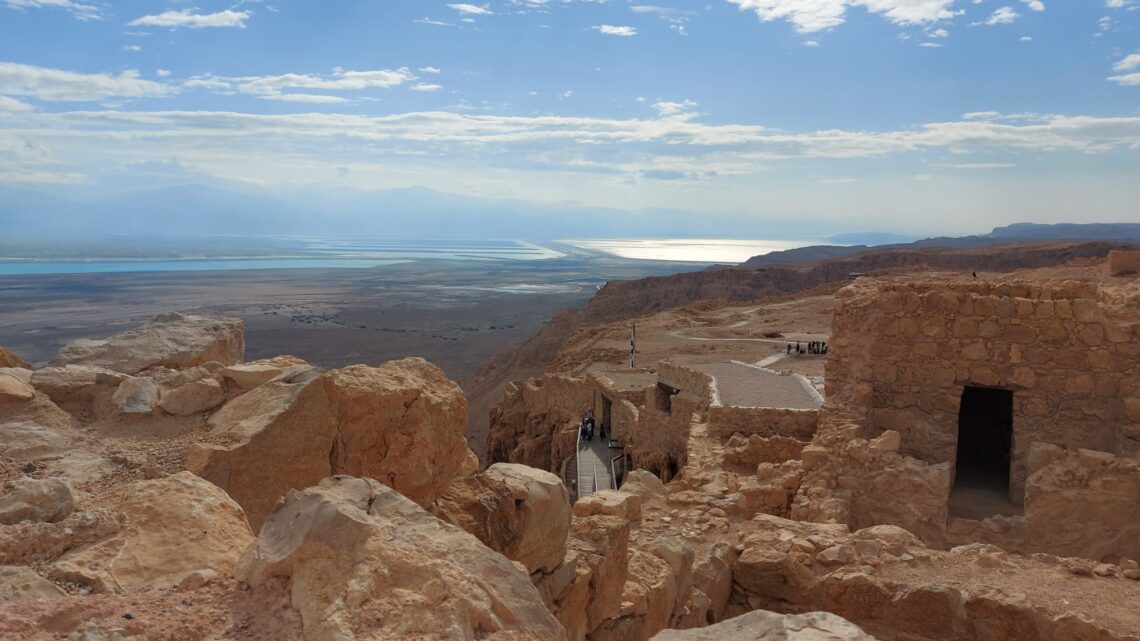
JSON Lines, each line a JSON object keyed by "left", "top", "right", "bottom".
{"left": 188, "top": 357, "right": 469, "bottom": 529}
{"left": 49, "top": 472, "right": 253, "bottom": 592}
{"left": 0, "top": 347, "right": 31, "bottom": 370}
{"left": 484, "top": 463, "right": 572, "bottom": 573}
{"left": 0, "top": 565, "right": 67, "bottom": 604}
{"left": 0, "top": 374, "right": 34, "bottom": 405}
{"left": 651, "top": 610, "right": 878, "bottom": 641}
{"left": 237, "top": 476, "right": 566, "bottom": 641}
{"left": 50, "top": 313, "right": 244, "bottom": 374}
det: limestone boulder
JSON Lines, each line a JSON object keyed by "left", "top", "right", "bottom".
{"left": 651, "top": 610, "right": 878, "bottom": 641}
{"left": 0, "top": 566, "right": 66, "bottom": 603}
{"left": 236, "top": 476, "right": 566, "bottom": 641}
{"left": 568, "top": 514, "right": 630, "bottom": 631}
{"left": 221, "top": 362, "right": 289, "bottom": 390}
{"left": 591, "top": 549, "right": 677, "bottom": 641}
{"left": 188, "top": 357, "right": 469, "bottom": 530}
{"left": 434, "top": 472, "right": 522, "bottom": 559}
{"left": 49, "top": 472, "right": 253, "bottom": 592}
{"left": 0, "top": 347, "right": 31, "bottom": 370}
{"left": 50, "top": 313, "right": 244, "bottom": 374}
{"left": 0, "top": 478, "right": 76, "bottom": 525}
{"left": 0, "top": 367, "right": 32, "bottom": 382}
{"left": 621, "top": 470, "right": 667, "bottom": 503}
{"left": 0, "top": 421, "right": 71, "bottom": 460}
{"left": 572, "top": 489, "right": 642, "bottom": 522}
{"left": 158, "top": 378, "right": 225, "bottom": 416}
{"left": 0, "top": 374, "right": 34, "bottom": 405}
{"left": 484, "top": 463, "right": 571, "bottom": 573}
{"left": 30, "top": 365, "right": 121, "bottom": 411}
{"left": 110, "top": 377, "right": 158, "bottom": 414}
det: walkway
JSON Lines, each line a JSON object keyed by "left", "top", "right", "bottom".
{"left": 577, "top": 433, "right": 614, "bottom": 497}
{"left": 693, "top": 361, "right": 822, "bottom": 410}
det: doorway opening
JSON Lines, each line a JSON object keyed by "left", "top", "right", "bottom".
{"left": 601, "top": 396, "right": 613, "bottom": 433}
{"left": 949, "top": 386, "right": 1019, "bottom": 519}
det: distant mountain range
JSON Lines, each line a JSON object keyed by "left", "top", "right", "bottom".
{"left": 743, "top": 223, "right": 1140, "bottom": 267}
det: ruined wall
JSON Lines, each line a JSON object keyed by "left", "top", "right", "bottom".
{"left": 657, "top": 363, "right": 713, "bottom": 416}
{"left": 1108, "top": 250, "right": 1140, "bottom": 277}
{"left": 826, "top": 277, "right": 1140, "bottom": 502}
{"left": 708, "top": 406, "right": 818, "bottom": 440}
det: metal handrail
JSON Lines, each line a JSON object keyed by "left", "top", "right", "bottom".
{"left": 610, "top": 455, "right": 622, "bottom": 490}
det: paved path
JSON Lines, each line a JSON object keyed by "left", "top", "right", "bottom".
{"left": 577, "top": 434, "right": 614, "bottom": 497}
{"left": 693, "top": 361, "right": 822, "bottom": 410}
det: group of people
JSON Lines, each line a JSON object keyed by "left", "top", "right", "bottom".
{"left": 786, "top": 340, "right": 828, "bottom": 356}
{"left": 580, "top": 410, "right": 606, "bottom": 442}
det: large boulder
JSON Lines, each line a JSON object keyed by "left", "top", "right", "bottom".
{"left": 50, "top": 313, "right": 244, "bottom": 374}
{"left": 0, "top": 478, "right": 76, "bottom": 525}
{"left": 0, "top": 374, "right": 34, "bottom": 405}
{"left": 651, "top": 610, "right": 878, "bottom": 640}
{"left": 49, "top": 472, "right": 253, "bottom": 592}
{"left": 434, "top": 472, "right": 522, "bottom": 557}
{"left": 0, "top": 421, "right": 71, "bottom": 460}
{"left": 568, "top": 515, "right": 630, "bottom": 632}
{"left": 158, "top": 378, "right": 226, "bottom": 416}
{"left": 30, "top": 365, "right": 121, "bottom": 411}
{"left": 237, "top": 476, "right": 566, "bottom": 641}
{"left": 188, "top": 357, "right": 469, "bottom": 530}
{"left": 110, "top": 377, "right": 158, "bottom": 415}
{"left": 484, "top": 463, "right": 571, "bottom": 573}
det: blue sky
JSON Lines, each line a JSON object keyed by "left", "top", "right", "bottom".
{"left": 1, "top": 0, "right": 1138, "bottom": 235}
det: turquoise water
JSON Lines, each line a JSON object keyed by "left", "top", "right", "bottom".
{"left": 0, "top": 258, "right": 407, "bottom": 276}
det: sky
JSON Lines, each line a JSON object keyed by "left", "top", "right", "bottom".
{"left": 1, "top": 0, "right": 1139, "bottom": 236}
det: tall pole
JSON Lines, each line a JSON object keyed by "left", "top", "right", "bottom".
{"left": 630, "top": 322, "right": 637, "bottom": 368}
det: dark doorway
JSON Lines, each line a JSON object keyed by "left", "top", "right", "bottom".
{"left": 954, "top": 386, "right": 1013, "bottom": 493}
{"left": 601, "top": 396, "right": 613, "bottom": 432}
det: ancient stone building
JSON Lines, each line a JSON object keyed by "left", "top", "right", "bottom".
{"left": 811, "top": 274, "right": 1140, "bottom": 560}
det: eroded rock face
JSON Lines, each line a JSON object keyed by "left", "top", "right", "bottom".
{"left": 50, "top": 313, "right": 244, "bottom": 375}
{"left": 49, "top": 472, "right": 253, "bottom": 593}
{"left": 157, "top": 378, "right": 225, "bottom": 416}
{"left": 651, "top": 610, "right": 878, "bottom": 641}
{"left": 237, "top": 476, "right": 566, "bottom": 641}
{"left": 188, "top": 357, "right": 469, "bottom": 530}
{"left": 484, "top": 463, "right": 572, "bottom": 574}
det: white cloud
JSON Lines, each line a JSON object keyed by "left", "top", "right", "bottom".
{"left": 156, "top": 69, "right": 172, "bottom": 78}
{"left": 129, "top": 9, "right": 251, "bottom": 29}
{"left": 726, "top": 0, "right": 959, "bottom": 34}
{"left": 4, "top": 0, "right": 101, "bottom": 21}
{"left": 260, "top": 93, "right": 350, "bottom": 104}
{"left": 419, "top": 66, "right": 442, "bottom": 74}
{"left": 949, "top": 162, "right": 1016, "bottom": 169}
{"left": 1020, "top": 0, "right": 1044, "bottom": 11}
{"left": 0, "top": 62, "right": 173, "bottom": 101}
{"left": 1019, "top": 35, "right": 1032, "bottom": 41}
{"left": 652, "top": 99, "right": 698, "bottom": 117}
{"left": 448, "top": 3, "right": 492, "bottom": 14}
{"left": 1106, "top": 0, "right": 1126, "bottom": 7}
{"left": 411, "top": 83, "right": 442, "bottom": 92}
{"left": 802, "top": 39, "right": 820, "bottom": 46}
{"left": 0, "top": 95, "right": 35, "bottom": 111}
{"left": 1113, "top": 52, "right": 1140, "bottom": 72}
{"left": 594, "top": 24, "right": 637, "bottom": 36}
{"left": 124, "top": 45, "right": 142, "bottom": 52}
{"left": 414, "top": 17, "right": 455, "bottom": 27}
{"left": 927, "top": 27, "right": 949, "bottom": 37}
{"left": 980, "top": 6, "right": 1019, "bottom": 25}
{"left": 919, "top": 41, "right": 943, "bottom": 47}
{"left": 1108, "top": 72, "right": 1140, "bottom": 86}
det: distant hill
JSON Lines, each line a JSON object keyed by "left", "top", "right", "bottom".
{"left": 742, "top": 222, "right": 1140, "bottom": 267}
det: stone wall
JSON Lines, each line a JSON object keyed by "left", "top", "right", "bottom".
{"left": 708, "top": 406, "right": 818, "bottom": 440}
{"left": 826, "top": 277, "right": 1140, "bottom": 502}
{"left": 1108, "top": 250, "right": 1140, "bottom": 277}
{"left": 657, "top": 363, "right": 713, "bottom": 417}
